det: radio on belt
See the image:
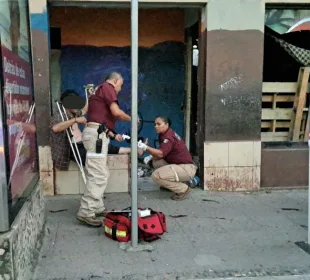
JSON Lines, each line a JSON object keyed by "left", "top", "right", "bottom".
{"left": 96, "top": 139, "right": 102, "bottom": 153}
{"left": 96, "top": 124, "right": 107, "bottom": 154}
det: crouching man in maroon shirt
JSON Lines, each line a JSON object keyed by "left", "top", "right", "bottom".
{"left": 77, "top": 72, "right": 132, "bottom": 227}
{"left": 138, "top": 116, "right": 197, "bottom": 201}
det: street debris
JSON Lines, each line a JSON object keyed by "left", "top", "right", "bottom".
{"left": 281, "top": 208, "right": 300, "bottom": 211}
{"left": 49, "top": 209, "right": 68, "bottom": 213}
{"left": 202, "top": 199, "right": 220, "bottom": 204}
{"left": 169, "top": 215, "right": 187, "bottom": 218}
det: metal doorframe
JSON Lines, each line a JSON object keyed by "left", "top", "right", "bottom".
{"left": 0, "top": 66, "right": 10, "bottom": 233}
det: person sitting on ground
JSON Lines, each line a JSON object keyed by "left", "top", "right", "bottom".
{"left": 72, "top": 142, "right": 144, "bottom": 167}
{"left": 137, "top": 116, "right": 197, "bottom": 200}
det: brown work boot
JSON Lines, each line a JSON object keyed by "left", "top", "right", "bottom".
{"left": 76, "top": 215, "right": 103, "bottom": 227}
{"left": 95, "top": 210, "right": 108, "bottom": 217}
{"left": 171, "top": 187, "right": 191, "bottom": 201}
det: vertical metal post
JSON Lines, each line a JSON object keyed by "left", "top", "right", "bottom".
{"left": 0, "top": 86, "right": 9, "bottom": 232}
{"left": 184, "top": 31, "right": 193, "bottom": 149}
{"left": 308, "top": 134, "right": 310, "bottom": 244}
{"left": 131, "top": 0, "right": 139, "bottom": 248}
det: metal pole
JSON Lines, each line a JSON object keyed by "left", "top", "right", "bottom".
{"left": 0, "top": 86, "right": 9, "bottom": 232}
{"left": 308, "top": 132, "right": 310, "bottom": 244}
{"left": 131, "top": 0, "right": 139, "bottom": 247}
{"left": 184, "top": 31, "right": 192, "bottom": 149}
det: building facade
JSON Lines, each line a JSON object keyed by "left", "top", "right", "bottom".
{"left": 0, "top": 0, "right": 309, "bottom": 278}
{"left": 0, "top": 1, "right": 45, "bottom": 279}
{"left": 30, "top": 0, "right": 310, "bottom": 195}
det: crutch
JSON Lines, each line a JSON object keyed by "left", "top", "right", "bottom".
{"left": 62, "top": 106, "right": 87, "bottom": 173}
{"left": 55, "top": 101, "right": 87, "bottom": 184}
{"left": 8, "top": 102, "right": 35, "bottom": 187}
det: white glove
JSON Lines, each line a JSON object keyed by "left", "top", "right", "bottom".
{"left": 138, "top": 140, "right": 148, "bottom": 151}
{"left": 143, "top": 155, "right": 153, "bottom": 165}
{"left": 122, "top": 134, "right": 131, "bottom": 141}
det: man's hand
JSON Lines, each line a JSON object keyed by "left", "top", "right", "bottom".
{"left": 138, "top": 140, "right": 148, "bottom": 151}
{"left": 75, "top": 109, "right": 83, "bottom": 117}
{"left": 115, "top": 134, "right": 123, "bottom": 142}
{"left": 75, "top": 116, "right": 87, "bottom": 124}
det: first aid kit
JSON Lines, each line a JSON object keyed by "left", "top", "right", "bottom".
{"left": 103, "top": 207, "right": 166, "bottom": 243}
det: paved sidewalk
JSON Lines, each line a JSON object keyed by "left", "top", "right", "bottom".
{"left": 208, "top": 277, "right": 310, "bottom": 280}
{"left": 33, "top": 189, "right": 310, "bottom": 280}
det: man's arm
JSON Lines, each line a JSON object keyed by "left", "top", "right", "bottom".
{"left": 81, "top": 102, "right": 88, "bottom": 115}
{"left": 52, "top": 118, "right": 75, "bottom": 133}
{"left": 110, "top": 102, "right": 131, "bottom": 122}
{"left": 52, "top": 116, "right": 87, "bottom": 133}
{"left": 106, "top": 130, "right": 123, "bottom": 142}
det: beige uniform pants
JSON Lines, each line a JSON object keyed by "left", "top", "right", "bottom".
{"left": 151, "top": 159, "right": 197, "bottom": 193}
{"left": 78, "top": 126, "right": 110, "bottom": 217}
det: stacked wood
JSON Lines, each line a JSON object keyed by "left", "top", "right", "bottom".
{"left": 262, "top": 67, "right": 310, "bottom": 142}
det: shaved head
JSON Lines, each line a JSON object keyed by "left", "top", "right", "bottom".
{"left": 106, "top": 72, "right": 124, "bottom": 94}
{"left": 106, "top": 72, "right": 123, "bottom": 81}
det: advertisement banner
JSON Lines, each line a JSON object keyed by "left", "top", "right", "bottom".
{"left": 1, "top": 44, "right": 37, "bottom": 204}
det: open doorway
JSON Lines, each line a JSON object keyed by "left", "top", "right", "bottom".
{"left": 48, "top": 5, "right": 200, "bottom": 193}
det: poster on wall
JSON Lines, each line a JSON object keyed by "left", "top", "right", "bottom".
{"left": 0, "top": 0, "right": 37, "bottom": 205}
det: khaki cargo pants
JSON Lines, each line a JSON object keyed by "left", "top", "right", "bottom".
{"left": 151, "top": 159, "right": 197, "bottom": 193}
{"left": 77, "top": 125, "right": 109, "bottom": 217}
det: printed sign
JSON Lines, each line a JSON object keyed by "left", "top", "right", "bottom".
{"left": 1, "top": 44, "right": 37, "bottom": 204}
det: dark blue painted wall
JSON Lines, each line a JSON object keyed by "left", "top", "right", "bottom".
{"left": 60, "top": 41, "right": 185, "bottom": 149}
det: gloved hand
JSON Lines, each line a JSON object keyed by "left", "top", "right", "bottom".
{"left": 138, "top": 140, "right": 148, "bottom": 151}
{"left": 122, "top": 134, "right": 131, "bottom": 141}
{"left": 143, "top": 155, "right": 153, "bottom": 165}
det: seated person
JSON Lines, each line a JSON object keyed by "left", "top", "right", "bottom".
{"left": 138, "top": 116, "right": 197, "bottom": 201}
{"left": 71, "top": 142, "right": 144, "bottom": 166}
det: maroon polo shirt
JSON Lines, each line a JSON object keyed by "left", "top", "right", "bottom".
{"left": 87, "top": 82, "right": 118, "bottom": 130}
{"left": 158, "top": 128, "right": 193, "bottom": 165}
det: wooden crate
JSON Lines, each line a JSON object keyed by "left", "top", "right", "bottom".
{"left": 262, "top": 82, "right": 310, "bottom": 142}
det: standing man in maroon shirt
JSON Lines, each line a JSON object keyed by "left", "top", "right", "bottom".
{"left": 77, "top": 72, "right": 132, "bottom": 227}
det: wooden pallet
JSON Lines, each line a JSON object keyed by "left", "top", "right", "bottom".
{"left": 262, "top": 67, "right": 310, "bottom": 142}
{"left": 289, "top": 67, "right": 310, "bottom": 141}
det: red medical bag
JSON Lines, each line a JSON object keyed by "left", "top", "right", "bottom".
{"left": 103, "top": 208, "right": 166, "bottom": 243}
